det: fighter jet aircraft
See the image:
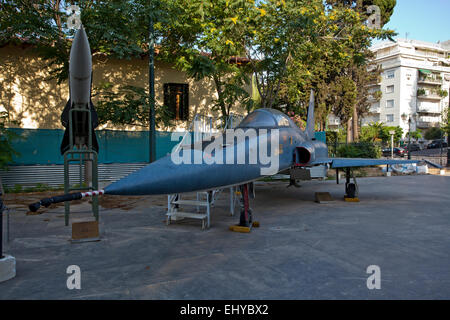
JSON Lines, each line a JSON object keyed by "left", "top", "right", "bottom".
{"left": 60, "top": 25, "right": 99, "bottom": 154}
{"left": 29, "top": 89, "right": 418, "bottom": 229}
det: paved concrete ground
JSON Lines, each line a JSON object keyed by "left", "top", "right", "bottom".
{"left": 1, "top": 175, "right": 449, "bottom": 299}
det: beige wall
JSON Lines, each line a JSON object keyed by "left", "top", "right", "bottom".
{"left": 0, "top": 44, "right": 247, "bottom": 131}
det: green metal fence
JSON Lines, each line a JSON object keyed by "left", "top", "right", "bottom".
{"left": 7, "top": 128, "right": 180, "bottom": 165}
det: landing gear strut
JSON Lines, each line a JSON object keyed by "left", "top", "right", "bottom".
{"left": 239, "top": 184, "right": 252, "bottom": 227}
{"left": 229, "top": 183, "right": 259, "bottom": 233}
{"left": 344, "top": 168, "right": 359, "bottom": 202}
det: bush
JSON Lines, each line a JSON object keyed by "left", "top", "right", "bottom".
{"left": 424, "top": 127, "right": 443, "bottom": 140}
{"left": 0, "top": 112, "right": 21, "bottom": 170}
{"left": 337, "top": 142, "right": 382, "bottom": 159}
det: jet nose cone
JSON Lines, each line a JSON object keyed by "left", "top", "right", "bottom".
{"left": 104, "top": 156, "right": 198, "bottom": 196}
{"left": 103, "top": 151, "right": 263, "bottom": 196}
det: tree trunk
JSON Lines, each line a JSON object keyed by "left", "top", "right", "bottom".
{"left": 352, "top": 107, "right": 359, "bottom": 142}
{"left": 346, "top": 119, "right": 353, "bottom": 143}
{"left": 213, "top": 75, "right": 228, "bottom": 119}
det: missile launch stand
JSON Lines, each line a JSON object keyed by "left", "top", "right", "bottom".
{"left": 63, "top": 107, "right": 99, "bottom": 226}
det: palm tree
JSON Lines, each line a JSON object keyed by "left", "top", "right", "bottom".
{"left": 368, "top": 121, "right": 384, "bottom": 142}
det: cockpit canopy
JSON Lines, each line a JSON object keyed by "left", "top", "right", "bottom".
{"left": 237, "top": 108, "right": 296, "bottom": 129}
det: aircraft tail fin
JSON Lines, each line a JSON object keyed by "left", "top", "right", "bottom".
{"left": 306, "top": 89, "right": 315, "bottom": 140}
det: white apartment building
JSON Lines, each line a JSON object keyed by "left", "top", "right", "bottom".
{"left": 329, "top": 38, "right": 450, "bottom": 136}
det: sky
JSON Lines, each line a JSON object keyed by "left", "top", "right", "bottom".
{"left": 378, "top": 0, "right": 450, "bottom": 44}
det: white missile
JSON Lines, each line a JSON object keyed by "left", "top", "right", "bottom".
{"left": 69, "top": 25, "right": 92, "bottom": 107}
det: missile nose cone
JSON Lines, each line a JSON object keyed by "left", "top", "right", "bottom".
{"left": 70, "top": 25, "right": 92, "bottom": 74}
{"left": 69, "top": 25, "right": 92, "bottom": 105}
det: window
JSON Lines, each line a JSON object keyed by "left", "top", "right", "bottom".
{"left": 386, "top": 70, "right": 395, "bottom": 79}
{"left": 386, "top": 114, "right": 394, "bottom": 122}
{"left": 386, "top": 100, "right": 394, "bottom": 108}
{"left": 386, "top": 85, "right": 394, "bottom": 93}
{"left": 273, "top": 113, "right": 291, "bottom": 127}
{"left": 163, "top": 83, "right": 189, "bottom": 120}
{"left": 238, "top": 110, "right": 277, "bottom": 128}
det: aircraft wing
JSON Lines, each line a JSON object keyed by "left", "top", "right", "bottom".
{"left": 310, "top": 158, "right": 419, "bottom": 169}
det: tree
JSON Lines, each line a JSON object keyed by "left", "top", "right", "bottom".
{"left": 93, "top": 84, "right": 173, "bottom": 129}
{"left": 360, "top": 121, "right": 384, "bottom": 142}
{"left": 325, "top": 0, "right": 397, "bottom": 26}
{"left": 254, "top": 0, "right": 396, "bottom": 139}
{"left": 0, "top": 111, "right": 21, "bottom": 192}
{"left": 158, "top": 0, "right": 252, "bottom": 120}
{"left": 424, "top": 127, "right": 443, "bottom": 141}
{"left": 0, "top": 0, "right": 168, "bottom": 126}
{"left": 360, "top": 122, "right": 402, "bottom": 144}
{"left": 1, "top": 0, "right": 398, "bottom": 130}
{"left": 441, "top": 106, "right": 449, "bottom": 139}
{"left": 379, "top": 126, "right": 403, "bottom": 144}
{"left": 324, "top": 0, "right": 397, "bottom": 142}
{"left": 0, "top": 111, "right": 19, "bottom": 170}
{"left": 406, "top": 130, "right": 422, "bottom": 141}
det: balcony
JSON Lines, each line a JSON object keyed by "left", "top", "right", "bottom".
{"left": 417, "top": 105, "right": 441, "bottom": 114}
{"left": 367, "top": 91, "right": 382, "bottom": 102}
{"left": 417, "top": 88, "right": 446, "bottom": 101}
{"left": 369, "top": 105, "right": 381, "bottom": 113}
{"left": 417, "top": 93, "right": 443, "bottom": 101}
{"left": 418, "top": 76, "right": 442, "bottom": 85}
{"left": 417, "top": 121, "right": 440, "bottom": 129}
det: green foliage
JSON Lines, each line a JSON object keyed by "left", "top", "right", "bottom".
{"left": 406, "top": 130, "right": 422, "bottom": 141}
{"left": 33, "top": 183, "right": 53, "bottom": 192}
{"left": 325, "top": 0, "right": 397, "bottom": 26}
{"left": 93, "top": 84, "right": 173, "bottom": 128}
{"left": 0, "top": 111, "right": 20, "bottom": 169}
{"left": 379, "top": 126, "right": 403, "bottom": 144}
{"left": 360, "top": 122, "right": 403, "bottom": 144}
{"left": 326, "top": 130, "right": 347, "bottom": 156}
{"left": 0, "top": 0, "right": 164, "bottom": 83}
{"left": 360, "top": 122, "right": 384, "bottom": 142}
{"left": 275, "top": 0, "right": 396, "bottom": 131}
{"left": 159, "top": 0, "right": 252, "bottom": 119}
{"left": 1, "top": 0, "right": 398, "bottom": 130}
{"left": 424, "top": 127, "right": 443, "bottom": 140}
{"left": 337, "top": 142, "right": 382, "bottom": 159}
{"left": 4, "top": 183, "right": 63, "bottom": 194}
{"left": 442, "top": 107, "right": 450, "bottom": 138}
{"left": 1, "top": 0, "right": 170, "bottom": 129}
{"left": 8, "top": 184, "right": 23, "bottom": 193}
{"left": 417, "top": 88, "right": 426, "bottom": 96}
{"left": 439, "top": 89, "right": 448, "bottom": 98}
{"left": 326, "top": 129, "right": 347, "bottom": 144}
